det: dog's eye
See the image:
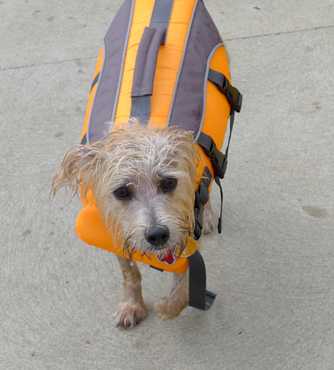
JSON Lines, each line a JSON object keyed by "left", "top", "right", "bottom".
{"left": 113, "top": 185, "right": 133, "bottom": 201}
{"left": 159, "top": 177, "right": 178, "bottom": 193}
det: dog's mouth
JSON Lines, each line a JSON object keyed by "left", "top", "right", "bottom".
{"left": 157, "top": 249, "right": 176, "bottom": 264}
{"left": 152, "top": 237, "right": 188, "bottom": 264}
{"left": 123, "top": 232, "right": 187, "bottom": 264}
{"left": 123, "top": 239, "right": 177, "bottom": 264}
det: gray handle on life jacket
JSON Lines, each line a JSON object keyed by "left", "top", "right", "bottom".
{"left": 132, "top": 26, "right": 166, "bottom": 98}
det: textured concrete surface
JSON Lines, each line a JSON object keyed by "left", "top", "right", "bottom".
{"left": 1, "top": 1, "right": 334, "bottom": 369}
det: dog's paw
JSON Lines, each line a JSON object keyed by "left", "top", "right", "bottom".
{"left": 115, "top": 302, "right": 148, "bottom": 329}
{"left": 155, "top": 296, "right": 187, "bottom": 320}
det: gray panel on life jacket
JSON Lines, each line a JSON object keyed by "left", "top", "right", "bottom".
{"left": 150, "top": 0, "right": 174, "bottom": 30}
{"left": 88, "top": 0, "right": 134, "bottom": 143}
{"left": 168, "top": 0, "right": 222, "bottom": 137}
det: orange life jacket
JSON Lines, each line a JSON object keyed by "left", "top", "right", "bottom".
{"left": 76, "top": 0, "right": 242, "bottom": 309}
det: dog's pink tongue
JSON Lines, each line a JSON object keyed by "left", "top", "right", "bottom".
{"left": 161, "top": 251, "right": 175, "bottom": 264}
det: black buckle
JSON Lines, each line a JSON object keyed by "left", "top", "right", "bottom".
{"left": 208, "top": 69, "right": 242, "bottom": 113}
{"left": 211, "top": 150, "right": 227, "bottom": 179}
{"left": 193, "top": 207, "right": 202, "bottom": 240}
{"left": 80, "top": 134, "right": 88, "bottom": 145}
{"left": 194, "top": 188, "right": 206, "bottom": 240}
{"left": 219, "top": 76, "right": 242, "bottom": 113}
{"left": 204, "top": 290, "right": 217, "bottom": 310}
{"left": 193, "top": 168, "right": 212, "bottom": 240}
{"left": 198, "top": 179, "right": 210, "bottom": 204}
{"left": 197, "top": 133, "right": 227, "bottom": 179}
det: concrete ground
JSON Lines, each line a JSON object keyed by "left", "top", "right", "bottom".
{"left": 1, "top": 0, "right": 333, "bottom": 369}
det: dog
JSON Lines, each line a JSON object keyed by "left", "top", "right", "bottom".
{"left": 52, "top": 122, "right": 215, "bottom": 328}
{"left": 51, "top": 0, "right": 242, "bottom": 328}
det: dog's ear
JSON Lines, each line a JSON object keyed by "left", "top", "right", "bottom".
{"left": 51, "top": 143, "right": 106, "bottom": 197}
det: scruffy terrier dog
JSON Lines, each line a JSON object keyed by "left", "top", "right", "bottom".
{"left": 52, "top": 123, "right": 214, "bottom": 328}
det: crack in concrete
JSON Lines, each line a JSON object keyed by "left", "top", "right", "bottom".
{"left": 225, "top": 24, "right": 334, "bottom": 42}
{"left": 0, "top": 24, "right": 333, "bottom": 73}
{"left": 0, "top": 56, "right": 96, "bottom": 72}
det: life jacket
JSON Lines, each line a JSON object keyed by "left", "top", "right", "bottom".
{"left": 76, "top": 0, "right": 242, "bottom": 310}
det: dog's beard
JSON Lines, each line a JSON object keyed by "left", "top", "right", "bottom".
{"left": 103, "top": 197, "right": 193, "bottom": 263}
{"left": 110, "top": 217, "right": 190, "bottom": 264}
{"left": 123, "top": 228, "right": 189, "bottom": 260}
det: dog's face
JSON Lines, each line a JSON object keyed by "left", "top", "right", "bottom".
{"left": 52, "top": 124, "right": 197, "bottom": 258}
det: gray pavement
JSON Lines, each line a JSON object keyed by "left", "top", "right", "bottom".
{"left": 1, "top": 1, "right": 333, "bottom": 369}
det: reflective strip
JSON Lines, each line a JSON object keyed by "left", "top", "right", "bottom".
{"left": 195, "top": 42, "right": 224, "bottom": 143}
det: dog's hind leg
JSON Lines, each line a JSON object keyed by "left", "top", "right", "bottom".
{"left": 203, "top": 199, "right": 215, "bottom": 235}
{"left": 115, "top": 256, "right": 147, "bottom": 328}
{"left": 155, "top": 271, "right": 188, "bottom": 320}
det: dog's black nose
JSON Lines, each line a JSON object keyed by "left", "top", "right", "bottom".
{"left": 145, "top": 225, "right": 170, "bottom": 248}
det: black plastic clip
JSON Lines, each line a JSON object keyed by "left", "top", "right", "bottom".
{"left": 208, "top": 69, "right": 243, "bottom": 113}
{"left": 193, "top": 168, "right": 212, "bottom": 240}
{"left": 197, "top": 133, "right": 227, "bottom": 179}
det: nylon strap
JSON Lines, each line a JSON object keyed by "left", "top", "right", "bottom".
{"left": 188, "top": 251, "right": 216, "bottom": 310}
{"left": 225, "top": 111, "right": 235, "bottom": 157}
{"left": 196, "top": 70, "right": 242, "bottom": 234}
{"left": 131, "top": 0, "right": 174, "bottom": 123}
{"left": 197, "top": 132, "right": 227, "bottom": 179}
{"left": 150, "top": 0, "right": 174, "bottom": 30}
{"left": 196, "top": 132, "right": 227, "bottom": 234}
{"left": 80, "top": 134, "right": 88, "bottom": 145}
{"left": 207, "top": 68, "right": 241, "bottom": 160}
{"left": 208, "top": 69, "right": 242, "bottom": 113}
{"left": 194, "top": 167, "right": 212, "bottom": 240}
{"left": 90, "top": 73, "right": 100, "bottom": 92}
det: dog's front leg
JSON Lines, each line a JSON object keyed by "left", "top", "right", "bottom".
{"left": 115, "top": 256, "right": 147, "bottom": 328}
{"left": 155, "top": 271, "right": 188, "bottom": 320}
